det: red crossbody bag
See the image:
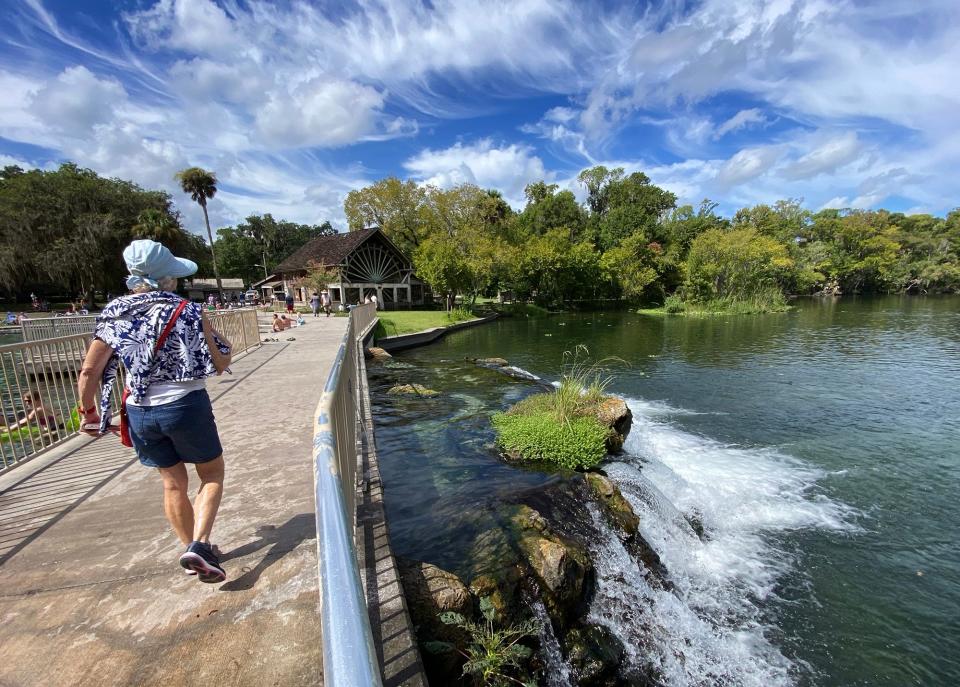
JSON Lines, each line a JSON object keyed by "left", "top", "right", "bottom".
{"left": 119, "top": 300, "right": 188, "bottom": 447}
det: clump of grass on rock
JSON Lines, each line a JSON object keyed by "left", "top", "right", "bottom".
{"left": 492, "top": 346, "right": 631, "bottom": 470}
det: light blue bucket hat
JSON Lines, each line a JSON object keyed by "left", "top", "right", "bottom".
{"left": 123, "top": 239, "right": 197, "bottom": 291}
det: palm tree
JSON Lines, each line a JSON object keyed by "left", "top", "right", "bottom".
{"left": 132, "top": 208, "right": 182, "bottom": 244}
{"left": 175, "top": 167, "right": 223, "bottom": 301}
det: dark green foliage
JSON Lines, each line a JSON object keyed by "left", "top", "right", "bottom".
{"left": 214, "top": 214, "right": 335, "bottom": 284}
{"left": 0, "top": 163, "right": 195, "bottom": 301}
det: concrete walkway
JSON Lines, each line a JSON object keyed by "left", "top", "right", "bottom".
{"left": 0, "top": 316, "right": 347, "bottom": 687}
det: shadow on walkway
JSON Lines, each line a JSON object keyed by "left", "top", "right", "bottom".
{"left": 219, "top": 512, "right": 314, "bottom": 591}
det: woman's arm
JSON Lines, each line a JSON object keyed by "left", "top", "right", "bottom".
{"left": 77, "top": 339, "right": 114, "bottom": 435}
{"left": 201, "top": 312, "right": 232, "bottom": 374}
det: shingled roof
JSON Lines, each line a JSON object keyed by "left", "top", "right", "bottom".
{"left": 273, "top": 228, "right": 381, "bottom": 273}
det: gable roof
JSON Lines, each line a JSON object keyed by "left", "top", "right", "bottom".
{"left": 273, "top": 227, "right": 414, "bottom": 274}
{"left": 273, "top": 228, "right": 381, "bottom": 274}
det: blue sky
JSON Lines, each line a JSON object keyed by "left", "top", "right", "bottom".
{"left": 1, "top": 0, "right": 958, "bottom": 235}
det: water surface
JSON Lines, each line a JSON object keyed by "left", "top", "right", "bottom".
{"left": 370, "top": 296, "right": 960, "bottom": 686}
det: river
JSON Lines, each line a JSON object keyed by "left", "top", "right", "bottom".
{"left": 368, "top": 295, "right": 960, "bottom": 686}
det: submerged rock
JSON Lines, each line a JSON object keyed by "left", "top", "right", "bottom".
{"left": 584, "top": 472, "right": 640, "bottom": 537}
{"left": 468, "top": 356, "right": 509, "bottom": 367}
{"left": 388, "top": 383, "right": 439, "bottom": 397}
{"left": 365, "top": 346, "right": 392, "bottom": 362}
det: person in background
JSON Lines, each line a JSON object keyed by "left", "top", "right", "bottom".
{"left": 77, "top": 240, "right": 233, "bottom": 583}
{"left": 285, "top": 293, "right": 295, "bottom": 314}
{"left": 371, "top": 293, "right": 379, "bottom": 310}
{"left": 5, "top": 312, "right": 15, "bottom": 324}
{"left": 310, "top": 292, "right": 321, "bottom": 318}
{"left": 5, "top": 391, "right": 56, "bottom": 433}
{"left": 321, "top": 291, "right": 332, "bottom": 317}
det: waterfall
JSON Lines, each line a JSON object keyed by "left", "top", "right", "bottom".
{"left": 579, "top": 396, "right": 857, "bottom": 687}
{"left": 527, "top": 592, "right": 574, "bottom": 687}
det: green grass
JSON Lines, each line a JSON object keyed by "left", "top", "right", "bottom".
{"left": 375, "top": 309, "right": 478, "bottom": 337}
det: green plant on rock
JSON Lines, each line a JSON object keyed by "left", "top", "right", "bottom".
{"left": 554, "top": 345, "right": 621, "bottom": 423}
{"left": 492, "top": 409, "right": 609, "bottom": 470}
{"left": 424, "top": 597, "right": 539, "bottom": 687}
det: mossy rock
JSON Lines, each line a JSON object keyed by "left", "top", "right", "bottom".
{"left": 584, "top": 472, "right": 639, "bottom": 537}
{"left": 468, "top": 356, "right": 509, "bottom": 367}
{"left": 388, "top": 383, "right": 439, "bottom": 397}
{"left": 507, "top": 505, "right": 592, "bottom": 625}
{"left": 564, "top": 624, "right": 626, "bottom": 686}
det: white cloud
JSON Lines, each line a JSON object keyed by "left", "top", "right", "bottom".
{"left": 782, "top": 132, "right": 862, "bottom": 180}
{"left": 714, "top": 108, "right": 768, "bottom": 138}
{"left": 404, "top": 139, "right": 549, "bottom": 208}
{"left": 29, "top": 66, "right": 127, "bottom": 135}
{"left": 717, "top": 145, "right": 784, "bottom": 187}
{"left": 255, "top": 78, "right": 387, "bottom": 149}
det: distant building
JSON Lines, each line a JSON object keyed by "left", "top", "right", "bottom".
{"left": 184, "top": 278, "right": 246, "bottom": 302}
{"left": 253, "top": 227, "right": 429, "bottom": 309}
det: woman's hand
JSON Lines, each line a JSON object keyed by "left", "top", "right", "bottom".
{"left": 80, "top": 411, "right": 101, "bottom": 436}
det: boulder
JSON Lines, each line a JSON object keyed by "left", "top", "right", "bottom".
{"left": 584, "top": 473, "right": 639, "bottom": 537}
{"left": 397, "top": 558, "right": 471, "bottom": 683}
{"left": 564, "top": 625, "right": 626, "bottom": 687}
{"left": 365, "top": 346, "right": 392, "bottom": 362}
{"left": 509, "top": 506, "right": 592, "bottom": 625}
{"left": 594, "top": 397, "right": 632, "bottom": 453}
{"left": 474, "top": 357, "right": 509, "bottom": 367}
{"left": 388, "top": 383, "right": 439, "bottom": 397}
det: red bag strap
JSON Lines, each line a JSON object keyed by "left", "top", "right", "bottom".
{"left": 155, "top": 300, "right": 188, "bottom": 352}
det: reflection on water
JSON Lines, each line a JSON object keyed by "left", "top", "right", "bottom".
{"left": 370, "top": 296, "right": 960, "bottom": 686}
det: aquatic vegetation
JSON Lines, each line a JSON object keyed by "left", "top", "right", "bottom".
{"left": 426, "top": 597, "right": 540, "bottom": 687}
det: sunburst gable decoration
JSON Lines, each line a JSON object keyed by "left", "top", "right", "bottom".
{"left": 345, "top": 242, "right": 403, "bottom": 283}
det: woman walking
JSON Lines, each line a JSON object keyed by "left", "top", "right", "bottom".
{"left": 77, "top": 240, "right": 233, "bottom": 583}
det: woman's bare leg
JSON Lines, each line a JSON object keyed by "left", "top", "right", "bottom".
{"left": 192, "top": 456, "right": 224, "bottom": 544}
{"left": 158, "top": 463, "right": 193, "bottom": 546}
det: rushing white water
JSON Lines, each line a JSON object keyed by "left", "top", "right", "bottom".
{"left": 528, "top": 593, "right": 574, "bottom": 687}
{"left": 584, "top": 396, "right": 857, "bottom": 686}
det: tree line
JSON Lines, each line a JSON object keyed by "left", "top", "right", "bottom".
{"left": 2, "top": 162, "right": 957, "bottom": 309}
{"left": 345, "top": 168, "right": 960, "bottom": 309}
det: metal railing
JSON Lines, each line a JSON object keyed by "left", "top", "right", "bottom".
{"left": 0, "top": 333, "right": 124, "bottom": 470}
{"left": 0, "top": 308, "right": 263, "bottom": 472}
{"left": 20, "top": 315, "right": 99, "bottom": 342}
{"left": 312, "top": 303, "right": 380, "bottom": 687}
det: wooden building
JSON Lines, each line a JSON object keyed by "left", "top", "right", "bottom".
{"left": 254, "top": 228, "right": 430, "bottom": 309}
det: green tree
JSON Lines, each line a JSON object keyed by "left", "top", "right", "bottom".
{"left": 344, "top": 177, "right": 428, "bottom": 255}
{"left": 685, "top": 227, "right": 794, "bottom": 302}
{"left": 175, "top": 166, "right": 223, "bottom": 301}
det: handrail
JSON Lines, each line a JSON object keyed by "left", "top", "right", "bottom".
{"left": 312, "top": 303, "right": 382, "bottom": 687}
{"left": 0, "top": 308, "right": 262, "bottom": 473}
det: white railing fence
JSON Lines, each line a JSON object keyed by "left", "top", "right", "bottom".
{"left": 312, "top": 303, "right": 381, "bottom": 687}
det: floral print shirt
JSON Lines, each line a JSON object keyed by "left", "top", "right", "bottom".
{"left": 94, "top": 291, "right": 230, "bottom": 433}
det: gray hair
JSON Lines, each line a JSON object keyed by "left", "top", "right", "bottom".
{"left": 130, "top": 277, "right": 178, "bottom": 293}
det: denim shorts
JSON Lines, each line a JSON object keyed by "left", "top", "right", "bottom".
{"left": 127, "top": 390, "right": 223, "bottom": 469}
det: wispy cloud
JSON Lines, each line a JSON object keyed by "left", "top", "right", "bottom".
{"left": 0, "top": 0, "right": 957, "bottom": 229}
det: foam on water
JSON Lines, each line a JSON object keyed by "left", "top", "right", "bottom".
{"left": 584, "top": 396, "right": 858, "bottom": 686}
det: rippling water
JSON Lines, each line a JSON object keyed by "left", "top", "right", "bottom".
{"left": 370, "top": 296, "right": 960, "bottom": 686}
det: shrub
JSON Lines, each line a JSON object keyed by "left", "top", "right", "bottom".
{"left": 492, "top": 410, "right": 608, "bottom": 470}
{"left": 663, "top": 293, "right": 686, "bottom": 313}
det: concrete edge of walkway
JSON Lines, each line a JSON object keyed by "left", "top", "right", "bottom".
{"left": 356, "top": 345, "right": 428, "bottom": 687}
{"left": 375, "top": 313, "right": 499, "bottom": 352}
